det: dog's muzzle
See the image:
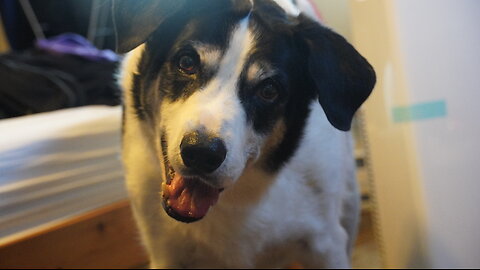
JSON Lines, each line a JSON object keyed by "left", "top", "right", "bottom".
{"left": 162, "top": 131, "right": 227, "bottom": 223}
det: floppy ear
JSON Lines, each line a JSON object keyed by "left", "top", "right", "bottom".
{"left": 298, "top": 15, "right": 376, "bottom": 131}
{"left": 112, "top": 0, "right": 186, "bottom": 53}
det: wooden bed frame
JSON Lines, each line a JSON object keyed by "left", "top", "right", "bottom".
{"left": 0, "top": 200, "right": 149, "bottom": 269}
{"left": 0, "top": 201, "right": 381, "bottom": 269}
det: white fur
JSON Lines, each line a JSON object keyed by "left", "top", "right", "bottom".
{"left": 191, "top": 41, "right": 222, "bottom": 70}
{"left": 274, "top": 0, "right": 301, "bottom": 16}
{"left": 121, "top": 1, "right": 359, "bottom": 268}
{"left": 160, "top": 16, "right": 263, "bottom": 188}
{"left": 273, "top": 0, "right": 320, "bottom": 21}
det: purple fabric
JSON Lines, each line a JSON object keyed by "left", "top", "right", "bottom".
{"left": 36, "top": 33, "right": 119, "bottom": 62}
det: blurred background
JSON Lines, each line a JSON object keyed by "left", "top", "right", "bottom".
{"left": 0, "top": 0, "right": 479, "bottom": 268}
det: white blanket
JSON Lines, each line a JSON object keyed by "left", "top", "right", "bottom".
{"left": 0, "top": 106, "right": 127, "bottom": 244}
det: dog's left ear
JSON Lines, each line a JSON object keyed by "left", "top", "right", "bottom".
{"left": 296, "top": 15, "right": 376, "bottom": 131}
{"left": 112, "top": 0, "right": 186, "bottom": 53}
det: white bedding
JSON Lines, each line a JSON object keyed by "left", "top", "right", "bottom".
{"left": 0, "top": 106, "right": 127, "bottom": 244}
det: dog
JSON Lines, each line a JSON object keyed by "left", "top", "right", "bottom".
{"left": 114, "top": 0, "right": 375, "bottom": 268}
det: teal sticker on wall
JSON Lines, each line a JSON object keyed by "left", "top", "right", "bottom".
{"left": 392, "top": 100, "right": 447, "bottom": 123}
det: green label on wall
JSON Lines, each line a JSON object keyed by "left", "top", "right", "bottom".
{"left": 392, "top": 100, "right": 447, "bottom": 123}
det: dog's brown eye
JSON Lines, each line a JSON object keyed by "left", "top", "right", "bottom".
{"left": 178, "top": 54, "right": 198, "bottom": 75}
{"left": 257, "top": 81, "right": 279, "bottom": 102}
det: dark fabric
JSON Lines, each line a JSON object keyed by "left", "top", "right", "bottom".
{"left": 0, "top": 49, "right": 120, "bottom": 119}
{"left": 0, "top": 0, "right": 116, "bottom": 51}
{"left": 0, "top": 0, "right": 33, "bottom": 50}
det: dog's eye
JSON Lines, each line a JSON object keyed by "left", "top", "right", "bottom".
{"left": 257, "top": 80, "right": 279, "bottom": 102}
{"left": 178, "top": 53, "right": 199, "bottom": 75}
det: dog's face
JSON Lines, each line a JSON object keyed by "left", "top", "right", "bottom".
{"left": 114, "top": 0, "right": 375, "bottom": 223}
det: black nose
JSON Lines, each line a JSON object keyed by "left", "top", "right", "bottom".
{"left": 180, "top": 131, "right": 227, "bottom": 174}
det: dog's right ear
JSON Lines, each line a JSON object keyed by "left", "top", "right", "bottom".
{"left": 112, "top": 0, "right": 186, "bottom": 53}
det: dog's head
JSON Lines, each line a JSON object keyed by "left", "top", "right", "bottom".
{"left": 114, "top": 0, "right": 375, "bottom": 223}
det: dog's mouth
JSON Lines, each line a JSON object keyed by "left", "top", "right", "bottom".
{"left": 161, "top": 137, "right": 223, "bottom": 223}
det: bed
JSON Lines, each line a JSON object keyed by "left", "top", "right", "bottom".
{"left": 0, "top": 105, "right": 373, "bottom": 268}
{"left": 0, "top": 106, "right": 147, "bottom": 268}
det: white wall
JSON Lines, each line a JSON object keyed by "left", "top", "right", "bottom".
{"left": 312, "top": 0, "right": 352, "bottom": 39}
{"left": 392, "top": 0, "right": 480, "bottom": 268}
{"left": 351, "top": 0, "right": 480, "bottom": 267}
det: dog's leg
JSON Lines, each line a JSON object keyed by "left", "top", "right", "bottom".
{"left": 299, "top": 193, "right": 359, "bottom": 268}
{"left": 340, "top": 183, "right": 361, "bottom": 257}
{"left": 300, "top": 226, "right": 351, "bottom": 269}
{"left": 146, "top": 236, "right": 228, "bottom": 269}
{"left": 130, "top": 195, "right": 193, "bottom": 269}
{"left": 147, "top": 241, "right": 191, "bottom": 269}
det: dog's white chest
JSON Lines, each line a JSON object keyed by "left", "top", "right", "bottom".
{"left": 133, "top": 103, "right": 356, "bottom": 268}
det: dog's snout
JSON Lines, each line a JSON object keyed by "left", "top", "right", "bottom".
{"left": 180, "top": 131, "right": 227, "bottom": 174}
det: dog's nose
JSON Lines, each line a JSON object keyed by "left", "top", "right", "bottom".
{"left": 180, "top": 131, "right": 227, "bottom": 174}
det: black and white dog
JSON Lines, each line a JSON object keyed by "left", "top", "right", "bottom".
{"left": 114, "top": 0, "right": 375, "bottom": 268}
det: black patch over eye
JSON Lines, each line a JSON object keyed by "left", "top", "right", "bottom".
{"left": 256, "top": 79, "right": 280, "bottom": 102}
{"left": 177, "top": 51, "right": 199, "bottom": 75}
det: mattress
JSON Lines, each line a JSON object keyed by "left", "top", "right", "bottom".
{"left": 0, "top": 106, "right": 127, "bottom": 245}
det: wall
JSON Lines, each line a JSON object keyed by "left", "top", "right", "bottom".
{"left": 351, "top": 0, "right": 480, "bottom": 267}
{"left": 392, "top": 0, "right": 480, "bottom": 267}
{"left": 313, "top": 0, "right": 351, "bottom": 39}
{"left": 0, "top": 14, "right": 9, "bottom": 53}
{"left": 349, "top": 0, "right": 429, "bottom": 267}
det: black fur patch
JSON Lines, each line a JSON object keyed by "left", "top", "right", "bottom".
{"left": 128, "top": 0, "right": 317, "bottom": 173}
{"left": 130, "top": 1, "right": 251, "bottom": 126}
{"left": 237, "top": 3, "right": 317, "bottom": 171}
{"left": 127, "top": 0, "right": 374, "bottom": 173}
{"left": 130, "top": 73, "right": 145, "bottom": 119}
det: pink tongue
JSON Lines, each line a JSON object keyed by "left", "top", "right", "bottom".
{"left": 165, "top": 173, "right": 220, "bottom": 219}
